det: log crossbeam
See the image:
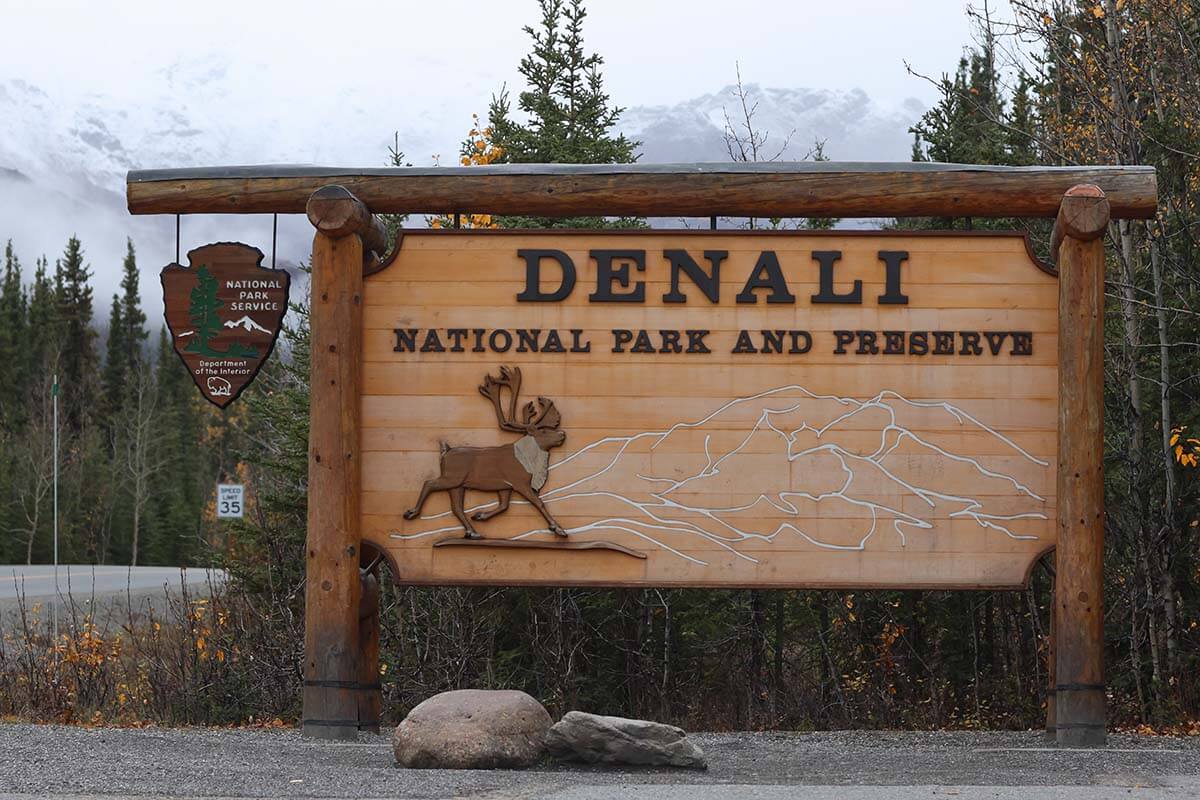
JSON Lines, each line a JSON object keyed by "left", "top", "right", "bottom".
{"left": 127, "top": 162, "right": 1157, "bottom": 220}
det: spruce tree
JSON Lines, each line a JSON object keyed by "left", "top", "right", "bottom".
{"left": 0, "top": 241, "right": 28, "bottom": 425}
{"left": 53, "top": 236, "right": 99, "bottom": 431}
{"left": 488, "top": 0, "right": 640, "bottom": 228}
{"left": 27, "top": 255, "right": 55, "bottom": 374}
{"left": 117, "top": 239, "right": 148, "bottom": 364}
{"left": 490, "top": 0, "right": 637, "bottom": 164}
{"left": 147, "top": 326, "right": 204, "bottom": 565}
{"left": 103, "top": 240, "right": 148, "bottom": 426}
{"left": 1006, "top": 73, "right": 1040, "bottom": 166}
{"left": 905, "top": 43, "right": 1047, "bottom": 236}
{"left": 103, "top": 293, "right": 126, "bottom": 422}
{"left": 0, "top": 241, "right": 28, "bottom": 561}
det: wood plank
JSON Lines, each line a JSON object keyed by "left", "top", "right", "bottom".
{"left": 365, "top": 344, "right": 1060, "bottom": 368}
{"left": 358, "top": 364, "right": 1060, "bottom": 399}
{"left": 365, "top": 307, "right": 1059, "bottom": 331}
{"left": 361, "top": 426, "right": 1059, "bottom": 455}
{"left": 400, "top": 230, "right": 1044, "bottom": 253}
{"left": 367, "top": 281, "right": 1061, "bottom": 309}
{"left": 363, "top": 536, "right": 1050, "bottom": 590}
{"left": 364, "top": 490, "right": 1057, "bottom": 515}
{"left": 125, "top": 162, "right": 1157, "bottom": 219}
{"left": 362, "top": 452, "right": 1056, "bottom": 495}
{"left": 361, "top": 395, "right": 1058, "bottom": 431}
{"left": 368, "top": 248, "right": 1055, "bottom": 286}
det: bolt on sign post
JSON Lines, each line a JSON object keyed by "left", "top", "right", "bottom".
{"left": 126, "top": 162, "right": 1156, "bottom": 745}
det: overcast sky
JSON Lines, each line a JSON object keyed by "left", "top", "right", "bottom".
{"left": 4, "top": 0, "right": 979, "bottom": 128}
{"left": 2, "top": 0, "right": 986, "bottom": 317}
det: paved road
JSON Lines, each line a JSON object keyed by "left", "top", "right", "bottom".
{"left": 0, "top": 725, "right": 1196, "bottom": 799}
{"left": 0, "top": 565, "right": 226, "bottom": 615}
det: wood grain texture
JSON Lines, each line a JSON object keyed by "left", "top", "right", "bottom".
{"left": 1050, "top": 184, "right": 1111, "bottom": 259}
{"left": 302, "top": 231, "right": 365, "bottom": 740}
{"left": 363, "top": 231, "right": 1059, "bottom": 590}
{"left": 306, "top": 185, "right": 388, "bottom": 258}
{"left": 1053, "top": 189, "right": 1108, "bottom": 746}
{"left": 126, "top": 162, "right": 1158, "bottom": 219}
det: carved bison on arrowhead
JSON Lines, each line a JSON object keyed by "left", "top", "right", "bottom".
{"left": 206, "top": 376, "right": 232, "bottom": 397}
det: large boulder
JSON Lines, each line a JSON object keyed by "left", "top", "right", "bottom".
{"left": 545, "top": 711, "right": 707, "bottom": 769}
{"left": 392, "top": 689, "right": 552, "bottom": 769}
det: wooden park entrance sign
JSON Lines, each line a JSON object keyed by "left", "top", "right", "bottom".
{"left": 127, "top": 163, "right": 1157, "bottom": 747}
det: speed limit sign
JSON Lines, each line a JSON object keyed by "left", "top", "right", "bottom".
{"left": 217, "top": 484, "right": 245, "bottom": 519}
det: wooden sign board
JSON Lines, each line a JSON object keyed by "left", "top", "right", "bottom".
{"left": 363, "top": 231, "right": 1057, "bottom": 590}
{"left": 161, "top": 243, "right": 290, "bottom": 408}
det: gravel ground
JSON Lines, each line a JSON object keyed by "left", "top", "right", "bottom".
{"left": 0, "top": 724, "right": 1198, "bottom": 799}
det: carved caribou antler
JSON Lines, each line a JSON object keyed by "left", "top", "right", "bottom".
{"left": 479, "top": 365, "right": 524, "bottom": 432}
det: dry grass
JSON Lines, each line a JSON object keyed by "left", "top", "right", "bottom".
{"left": 0, "top": 574, "right": 302, "bottom": 726}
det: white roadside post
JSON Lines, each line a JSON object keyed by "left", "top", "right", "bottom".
{"left": 52, "top": 374, "right": 59, "bottom": 644}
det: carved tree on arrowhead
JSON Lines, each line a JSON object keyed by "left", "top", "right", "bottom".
{"left": 186, "top": 266, "right": 224, "bottom": 357}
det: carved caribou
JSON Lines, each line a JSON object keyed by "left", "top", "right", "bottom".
{"left": 403, "top": 366, "right": 568, "bottom": 539}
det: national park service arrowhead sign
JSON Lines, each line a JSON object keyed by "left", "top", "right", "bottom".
{"left": 161, "top": 242, "right": 290, "bottom": 408}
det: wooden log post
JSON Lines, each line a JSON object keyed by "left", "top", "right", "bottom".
{"left": 302, "top": 185, "right": 375, "bottom": 740}
{"left": 1053, "top": 183, "right": 1110, "bottom": 747}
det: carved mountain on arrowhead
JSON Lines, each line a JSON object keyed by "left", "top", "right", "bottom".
{"left": 223, "top": 315, "right": 271, "bottom": 334}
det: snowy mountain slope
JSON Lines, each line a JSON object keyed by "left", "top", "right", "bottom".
{"left": 1, "top": 62, "right": 924, "bottom": 316}
{"left": 618, "top": 84, "right": 923, "bottom": 163}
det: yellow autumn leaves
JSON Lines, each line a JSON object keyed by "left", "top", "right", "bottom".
{"left": 429, "top": 114, "right": 504, "bottom": 231}
{"left": 1170, "top": 426, "right": 1199, "bottom": 468}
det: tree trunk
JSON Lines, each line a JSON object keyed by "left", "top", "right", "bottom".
{"left": 1130, "top": 571, "right": 1149, "bottom": 720}
{"left": 749, "top": 589, "right": 767, "bottom": 725}
{"left": 1147, "top": 234, "right": 1181, "bottom": 680}
{"left": 130, "top": 510, "right": 139, "bottom": 567}
{"left": 24, "top": 507, "right": 38, "bottom": 565}
{"left": 773, "top": 592, "right": 785, "bottom": 714}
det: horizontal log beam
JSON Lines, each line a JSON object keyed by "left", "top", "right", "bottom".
{"left": 127, "top": 162, "right": 1158, "bottom": 219}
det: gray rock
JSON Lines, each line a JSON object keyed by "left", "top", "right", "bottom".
{"left": 545, "top": 710, "right": 708, "bottom": 769}
{"left": 392, "top": 689, "right": 551, "bottom": 769}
